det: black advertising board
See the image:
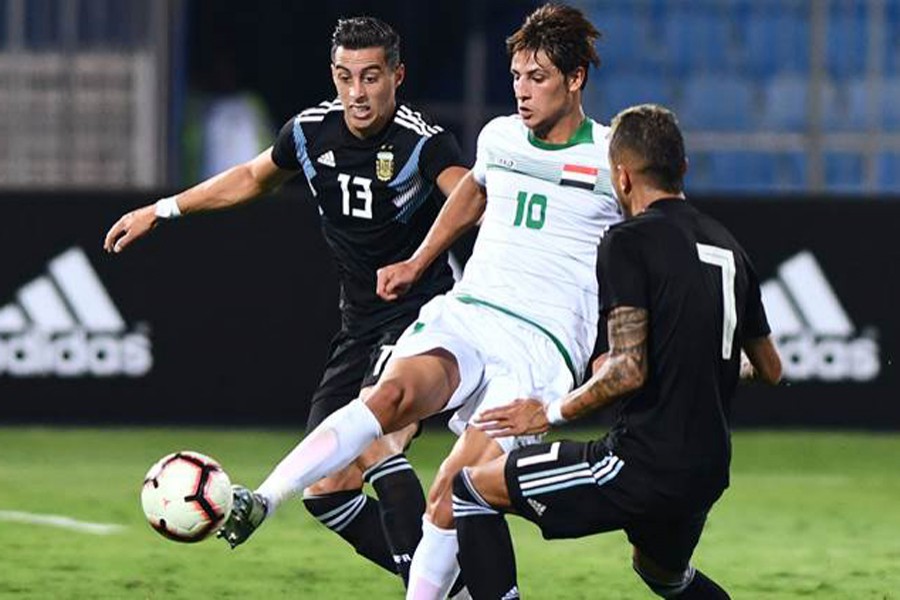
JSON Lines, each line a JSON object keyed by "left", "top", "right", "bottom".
{"left": 698, "top": 197, "right": 898, "bottom": 429}
{"left": 1, "top": 192, "right": 897, "bottom": 428}
{"left": 0, "top": 190, "right": 340, "bottom": 424}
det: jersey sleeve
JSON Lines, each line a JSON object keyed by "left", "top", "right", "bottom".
{"left": 741, "top": 254, "right": 771, "bottom": 339}
{"left": 419, "top": 130, "right": 464, "bottom": 182}
{"left": 596, "top": 226, "right": 648, "bottom": 314}
{"left": 270, "top": 117, "right": 302, "bottom": 171}
{"left": 471, "top": 120, "right": 496, "bottom": 186}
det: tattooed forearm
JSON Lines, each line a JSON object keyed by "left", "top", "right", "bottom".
{"left": 561, "top": 306, "right": 649, "bottom": 421}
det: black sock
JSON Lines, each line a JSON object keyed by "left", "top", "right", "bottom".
{"left": 303, "top": 490, "right": 396, "bottom": 575}
{"left": 674, "top": 570, "right": 730, "bottom": 599}
{"left": 365, "top": 454, "right": 427, "bottom": 585}
{"left": 453, "top": 469, "right": 519, "bottom": 599}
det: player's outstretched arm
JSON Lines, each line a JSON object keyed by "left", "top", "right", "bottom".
{"left": 476, "top": 306, "right": 649, "bottom": 437}
{"left": 103, "top": 148, "right": 295, "bottom": 254}
{"left": 741, "top": 336, "right": 782, "bottom": 385}
{"left": 376, "top": 169, "right": 481, "bottom": 301}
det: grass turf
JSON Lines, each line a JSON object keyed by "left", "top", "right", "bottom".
{"left": 0, "top": 427, "right": 898, "bottom": 599}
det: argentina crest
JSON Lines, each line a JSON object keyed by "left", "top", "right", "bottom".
{"left": 376, "top": 146, "right": 394, "bottom": 182}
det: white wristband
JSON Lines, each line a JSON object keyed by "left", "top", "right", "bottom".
{"left": 154, "top": 196, "right": 182, "bottom": 219}
{"left": 545, "top": 400, "right": 567, "bottom": 425}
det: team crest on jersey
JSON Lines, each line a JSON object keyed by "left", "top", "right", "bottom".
{"left": 376, "top": 147, "right": 394, "bottom": 182}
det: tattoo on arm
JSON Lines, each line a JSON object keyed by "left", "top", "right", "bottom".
{"left": 563, "top": 307, "right": 649, "bottom": 421}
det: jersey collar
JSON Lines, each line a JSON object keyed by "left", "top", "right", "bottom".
{"left": 527, "top": 118, "right": 593, "bottom": 151}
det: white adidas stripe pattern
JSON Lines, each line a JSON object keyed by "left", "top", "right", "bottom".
{"left": 760, "top": 251, "right": 854, "bottom": 337}
{"left": 452, "top": 494, "right": 498, "bottom": 517}
{"left": 49, "top": 248, "right": 125, "bottom": 332}
{"left": 363, "top": 454, "right": 413, "bottom": 485}
{"left": 398, "top": 106, "right": 443, "bottom": 133}
{"left": 1, "top": 247, "right": 124, "bottom": 334}
{"left": 519, "top": 455, "right": 624, "bottom": 498}
{"left": 314, "top": 493, "right": 368, "bottom": 533}
{"left": 297, "top": 100, "right": 343, "bottom": 123}
{"left": 394, "top": 105, "right": 443, "bottom": 137}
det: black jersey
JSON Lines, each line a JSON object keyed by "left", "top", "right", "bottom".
{"left": 596, "top": 198, "right": 770, "bottom": 496}
{"left": 271, "top": 99, "right": 465, "bottom": 333}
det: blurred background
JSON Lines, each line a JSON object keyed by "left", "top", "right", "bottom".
{"left": 0, "top": 0, "right": 896, "bottom": 430}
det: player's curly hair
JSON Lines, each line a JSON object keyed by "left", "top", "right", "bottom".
{"left": 610, "top": 104, "right": 687, "bottom": 194}
{"left": 331, "top": 17, "right": 401, "bottom": 70}
{"left": 506, "top": 4, "right": 601, "bottom": 89}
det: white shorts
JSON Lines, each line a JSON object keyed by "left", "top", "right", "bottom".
{"left": 391, "top": 294, "right": 576, "bottom": 453}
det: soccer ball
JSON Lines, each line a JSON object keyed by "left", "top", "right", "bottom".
{"left": 141, "top": 451, "right": 233, "bottom": 543}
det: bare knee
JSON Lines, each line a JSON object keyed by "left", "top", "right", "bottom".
{"left": 365, "top": 378, "right": 415, "bottom": 433}
{"left": 426, "top": 429, "right": 505, "bottom": 528}
{"left": 356, "top": 422, "right": 419, "bottom": 471}
{"left": 303, "top": 466, "right": 363, "bottom": 498}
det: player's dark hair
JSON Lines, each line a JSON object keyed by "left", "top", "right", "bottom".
{"left": 609, "top": 104, "right": 686, "bottom": 194}
{"left": 506, "top": 4, "right": 601, "bottom": 89}
{"left": 331, "top": 17, "right": 401, "bottom": 69}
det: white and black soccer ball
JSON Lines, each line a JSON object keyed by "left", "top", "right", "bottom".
{"left": 141, "top": 451, "right": 233, "bottom": 543}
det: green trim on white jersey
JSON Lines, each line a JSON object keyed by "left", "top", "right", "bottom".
{"left": 454, "top": 294, "right": 578, "bottom": 383}
{"left": 527, "top": 118, "right": 594, "bottom": 151}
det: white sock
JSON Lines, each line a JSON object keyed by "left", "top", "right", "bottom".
{"left": 256, "top": 399, "right": 382, "bottom": 512}
{"left": 406, "top": 518, "right": 460, "bottom": 600}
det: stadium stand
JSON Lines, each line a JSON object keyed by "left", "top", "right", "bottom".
{"left": 585, "top": 0, "right": 898, "bottom": 193}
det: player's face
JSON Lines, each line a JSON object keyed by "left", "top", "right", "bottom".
{"left": 332, "top": 46, "right": 405, "bottom": 139}
{"left": 511, "top": 49, "right": 583, "bottom": 138}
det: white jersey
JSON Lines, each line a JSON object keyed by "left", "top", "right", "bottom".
{"left": 454, "top": 115, "right": 622, "bottom": 381}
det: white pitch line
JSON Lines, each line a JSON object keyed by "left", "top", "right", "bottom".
{"left": 0, "top": 510, "right": 126, "bottom": 535}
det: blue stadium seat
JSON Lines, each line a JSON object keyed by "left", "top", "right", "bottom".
{"left": 600, "top": 74, "right": 676, "bottom": 117}
{"left": 844, "top": 78, "right": 900, "bottom": 131}
{"left": 663, "top": 10, "right": 731, "bottom": 74}
{"left": 760, "top": 76, "right": 807, "bottom": 131}
{"left": 678, "top": 76, "right": 756, "bottom": 131}
{"left": 885, "top": 1, "right": 900, "bottom": 75}
{"left": 592, "top": 6, "right": 650, "bottom": 71}
{"left": 876, "top": 152, "right": 900, "bottom": 190}
{"left": 825, "top": 153, "right": 863, "bottom": 191}
{"left": 822, "top": 78, "right": 857, "bottom": 131}
{"left": 687, "top": 151, "right": 805, "bottom": 193}
{"left": 740, "top": 9, "right": 809, "bottom": 76}
{"left": 883, "top": 79, "right": 900, "bottom": 130}
{"left": 827, "top": 3, "right": 867, "bottom": 79}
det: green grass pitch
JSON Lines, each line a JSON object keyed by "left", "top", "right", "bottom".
{"left": 0, "top": 426, "right": 898, "bottom": 599}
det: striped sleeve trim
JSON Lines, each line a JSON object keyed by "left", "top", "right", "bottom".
{"left": 394, "top": 105, "right": 443, "bottom": 137}
{"left": 298, "top": 99, "right": 343, "bottom": 122}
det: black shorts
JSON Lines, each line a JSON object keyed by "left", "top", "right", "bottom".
{"left": 306, "top": 320, "right": 411, "bottom": 431}
{"left": 505, "top": 440, "right": 710, "bottom": 573}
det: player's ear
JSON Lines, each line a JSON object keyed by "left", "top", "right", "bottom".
{"left": 567, "top": 67, "right": 586, "bottom": 93}
{"left": 617, "top": 164, "right": 632, "bottom": 196}
{"left": 393, "top": 63, "right": 406, "bottom": 88}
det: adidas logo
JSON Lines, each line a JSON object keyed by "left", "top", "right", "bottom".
{"left": 501, "top": 586, "right": 520, "bottom": 600}
{"left": 0, "top": 247, "right": 152, "bottom": 377}
{"left": 526, "top": 498, "right": 546, "bottom": 517}
{"left": 316, "top": 150, "right": 336, "bottom": 168}
{"left": 761, "top": 251, "right": 879, "bottom": 382}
